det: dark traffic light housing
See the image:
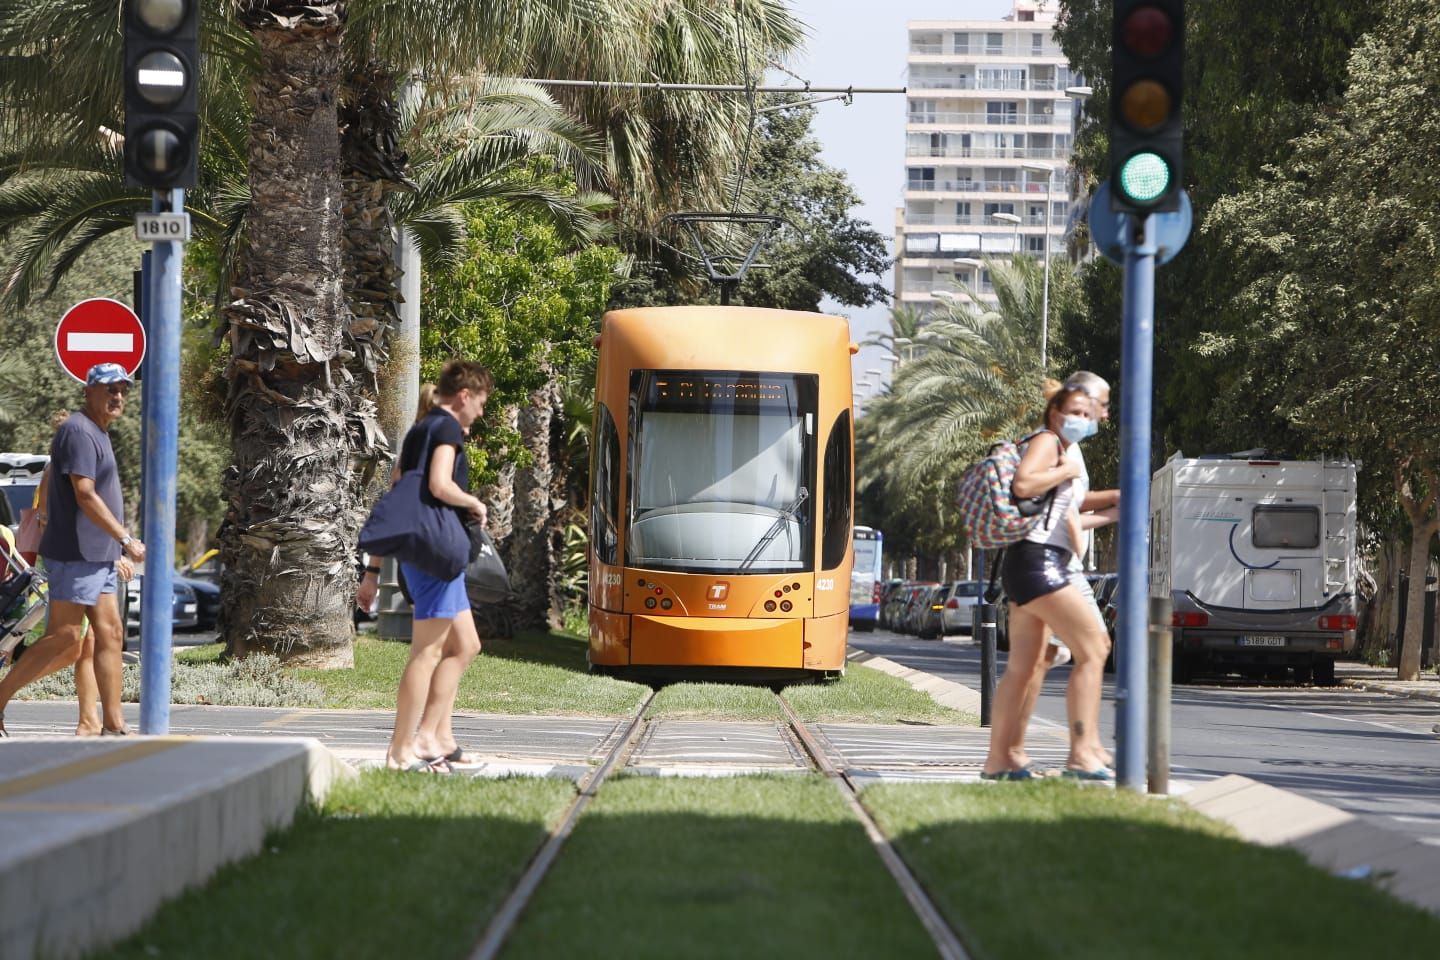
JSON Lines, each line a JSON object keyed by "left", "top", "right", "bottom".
{"left": 1109, "top": 1, "right": 1183, "bottom": 214}
{"left": 124, "top": 0, "right": 199, "bottom": 190}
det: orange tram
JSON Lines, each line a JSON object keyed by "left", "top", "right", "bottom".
{"left": 587, "top": 306, "right": 857, "bottom": 679}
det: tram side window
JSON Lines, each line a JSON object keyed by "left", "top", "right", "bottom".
{"left": 591, "top": 403, "right": 620, "bottom": 565}
{"left": 821, "top": 410, "right": 852, "bottom": 570}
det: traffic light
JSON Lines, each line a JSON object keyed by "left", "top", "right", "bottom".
{"left": 124, "top": 0, "right": 200, "bottom": 189}
{"left": 1109, "top": 1, "right": 1183, "bottom": 213}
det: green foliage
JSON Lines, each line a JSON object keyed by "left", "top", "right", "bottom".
{"left": 1054, "top": 0, "right": 1382, "bottom": 477}
{"left": 419, "top": 197, "right": 622, "bottom": 486}
{"left": 856, "top": 257, "right": 1081, "bottom": 565}
{"left": 1202, "top": 0, "right": 1440, "bottom": 530}
{"left": 613, "top": 100, "right": 890, "bottom": 311}
{"left": 16, "top": 652, "right": 324, "bottom": 707}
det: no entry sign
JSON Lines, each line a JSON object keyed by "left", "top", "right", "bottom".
{"left": 54, "top": 298, "right": 146, "bottom": 384}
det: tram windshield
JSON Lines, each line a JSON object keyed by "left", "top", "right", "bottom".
{"left": 627, "top": 370, "right": 817, "bottom": 574}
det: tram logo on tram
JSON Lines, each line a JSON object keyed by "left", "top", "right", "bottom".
{"left": 586, "top": 306, "right": 857, "bottom": 679}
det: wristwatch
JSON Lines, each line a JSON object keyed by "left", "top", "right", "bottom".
{"left": 119, "top": 535, "right": 133, "bottom": 549}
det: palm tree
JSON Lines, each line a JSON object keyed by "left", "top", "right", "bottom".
{"left": 857, "top": 257, "right": 1061, "bottom": 570}
{"left": 0, "top": 0, "right": 805, "bottom": 659}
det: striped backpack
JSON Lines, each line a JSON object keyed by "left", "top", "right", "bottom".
{"left": 955, "top": 432, "right": 1058, "bottom": 550}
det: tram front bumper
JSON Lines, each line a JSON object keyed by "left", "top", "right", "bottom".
{"left": 630, "top": 614, "right": 804, "bottom": 668}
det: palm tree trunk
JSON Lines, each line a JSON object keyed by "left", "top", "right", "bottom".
{"left": 340, "top": 59, "right": 415, "bottom": 447}
{"left": 221, "top": 2, "right": 357, "bottom": 667}
{"left": 508, "top": 374, "right": 563, "bottom": 630}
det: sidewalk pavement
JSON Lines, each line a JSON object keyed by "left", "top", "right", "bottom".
{"left": 0, "top": 737, "right": 353, "bottom": 959}
{"left": 1338, "top": 660, "right": 1440, "bottom": 704}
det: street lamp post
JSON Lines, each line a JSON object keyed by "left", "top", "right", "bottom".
{"left": 1022, "top": 162, "right": 1055, "bottom": 370}
{"left": 990, "top": 211, "right": 1021, "bottom": 258}
{"left": 891, "top": 336, "right": 913, "bottom": 364}
{"left": 953, "top": 256, "right": 982, "bottom": 297}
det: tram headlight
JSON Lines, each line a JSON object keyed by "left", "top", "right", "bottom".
{"left": 764, "top": 600, "right": 777, "bottom": 613}
{"left": 644, "top": 597, "right": 657, "bottom": 609}
{"left": 780, "top": 600, "right": 793, "bottom": 613}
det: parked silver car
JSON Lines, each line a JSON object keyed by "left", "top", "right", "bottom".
{"left": 940, "top": 580, "right": 984, "bottom": 635}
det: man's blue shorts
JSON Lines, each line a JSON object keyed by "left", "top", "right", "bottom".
{"left": 44, "top": 559, "right": 117, "bottom": 606}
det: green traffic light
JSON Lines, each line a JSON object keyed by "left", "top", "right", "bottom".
{"left": 1118, "top": 152, "right": 1171, "bottom": 203}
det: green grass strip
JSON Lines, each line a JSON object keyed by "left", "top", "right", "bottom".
{"left": 785, "top": 663, "right": 976, "bottom": 725}
{"left": 284, "top": 632, "right": 650, "bottom": 716}
{"left": 502, "top": 774, "right": 938, "bottom": 958}
{"left": 98, "top": 772, "right": 575, "bottom": 960}
{"left": 863, "top": 782, "right": 1440, "bottom": 959}
{"left": 645, "top": 665, "right": 975, "bottom": 725}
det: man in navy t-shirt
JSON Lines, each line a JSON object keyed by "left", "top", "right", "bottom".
{"left": 0, "top": 363, "right": 146, "bottom": 736}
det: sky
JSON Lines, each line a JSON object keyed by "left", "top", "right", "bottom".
{"left": 773, "top": 0, "right": 1017, "bottom": 398}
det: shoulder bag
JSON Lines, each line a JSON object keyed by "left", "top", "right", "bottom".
{"left": 358, "top": 423, "right": 469, "bottom": 581}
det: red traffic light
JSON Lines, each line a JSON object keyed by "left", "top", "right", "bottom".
{"left": 1121, "top": 6, "right": 1174, "bottom": 57}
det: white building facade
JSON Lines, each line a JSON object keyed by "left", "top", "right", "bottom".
{"left": 896, "top": 0, "right": 1081, "bottom": 307}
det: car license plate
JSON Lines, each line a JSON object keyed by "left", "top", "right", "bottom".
{"left": 1240, "top": 635, "right": 1285, "bottom": 647}
{"left": 183, "top": 603, "right": 197, "bottom": 614}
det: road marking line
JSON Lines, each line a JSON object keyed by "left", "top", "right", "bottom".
{"left": 1299, "top": 710, "right": 1425, "bottom": 736}
{"left": 259, "top": 711, "right": 312, "bottom": 729}
{"left": 0, "top": 739, "right": 188, "bottom": 801}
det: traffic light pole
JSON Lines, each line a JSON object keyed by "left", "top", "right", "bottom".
{"left": 1114, "top": 212, "right": 1156, "bottom": 791}
{"left": 139, "top": 187, "right": 184, "bottom": 735}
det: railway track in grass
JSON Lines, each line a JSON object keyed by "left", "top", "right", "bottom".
{"left": 776, "top": 691, "right": 971, "bottom": 960}
{"left": 469, "top": 685, "right": 970, "bottom": 960}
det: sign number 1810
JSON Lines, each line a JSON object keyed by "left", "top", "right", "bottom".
{"left": 134, "top": 212, "right": 192, "bottom": 243}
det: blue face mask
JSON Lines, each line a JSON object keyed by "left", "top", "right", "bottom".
{"left": 1059, "top": 414, "right": 1092, "bottom": 444}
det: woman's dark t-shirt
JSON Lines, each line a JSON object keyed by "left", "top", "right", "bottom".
{"left": 400, "top": 409, "right": 469, "bottom": 519}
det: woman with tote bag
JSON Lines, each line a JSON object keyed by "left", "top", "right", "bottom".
{"left": 357, "top": 361, "right": 493, "bottom": 773}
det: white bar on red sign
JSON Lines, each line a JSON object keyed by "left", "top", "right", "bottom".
{"left": 67, "top": 333, "right": 135, "bottom": 352}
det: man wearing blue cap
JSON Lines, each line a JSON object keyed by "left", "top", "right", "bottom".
{"left": 0, "top": 363, "right": 146, "bottom": 736}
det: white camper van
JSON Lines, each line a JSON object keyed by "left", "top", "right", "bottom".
{"left": 1150, "top": 453, "right": 1357, "bottom": 684}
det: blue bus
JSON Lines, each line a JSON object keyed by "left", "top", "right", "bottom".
{"left": 849, "top": 526, "right": 883, "bottom": 631}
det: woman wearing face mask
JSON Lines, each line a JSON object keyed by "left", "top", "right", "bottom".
{"left": 982, "top": 385, "right": 1113, "bottom": 781}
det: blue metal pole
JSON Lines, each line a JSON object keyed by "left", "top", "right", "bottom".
{"left": 139, "top": 188, "right": 184, "bottom": 735}
{"left": 1115, "top": 212, "right": 1156, "bottom": 791}
{"left": 138, "top": 247, "right": 152, "bottom": 526}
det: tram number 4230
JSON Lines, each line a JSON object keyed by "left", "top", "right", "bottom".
{"left": 134, "top": 212, "right": 192, "bottom": 244}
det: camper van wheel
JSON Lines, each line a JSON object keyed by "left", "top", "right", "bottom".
{"left": 1312, "top": 657, "right": 1337, "bottom": 687}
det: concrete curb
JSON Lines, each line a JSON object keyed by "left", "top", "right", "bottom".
{"left": 1181, "top": 775, "right": 1440, "bottom": 914}
{"left": 0, "top": 737, "right": 354, "bottom": 959}
{"left": 848, "top": 647, "right": 982, "bottom": 717}
{"left": 1340, "top": 678, "right": 1440, "bottom": 705}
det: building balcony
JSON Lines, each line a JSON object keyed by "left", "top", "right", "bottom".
{"left": 909, "top": 77, "right": 1061, "bottom": 93}
{"left": 905, "top": 212, "right": 1068, "bottom": 227}
{"left": 909, "top": 41, "right": 1066, "bottom": 59}
{"left": 905, "top": 178, "right": 1063, "bottom": 194}
{"left": 907, "top": 111, "right": 1070, "bottom": 127}
{"left": 903, "top": 145, "right": 1073, "bottom": 161}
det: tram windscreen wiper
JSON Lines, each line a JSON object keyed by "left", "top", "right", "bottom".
{"left": 737, "top": 487, "right": 809, "bottom": 573}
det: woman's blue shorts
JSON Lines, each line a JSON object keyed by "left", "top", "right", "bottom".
{"left": 399, "top": 562, "right": 470, "bottom": 621}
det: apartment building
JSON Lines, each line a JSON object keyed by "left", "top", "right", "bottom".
{"left": 896, "top": 0, "right": 1082, "bottom": 308}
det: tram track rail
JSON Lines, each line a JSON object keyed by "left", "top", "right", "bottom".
{"left": 776, "top": 693, "right": 972, "bottom": 960}
{"left": 468, "top": 686, "right": 970, "bottom": 960}
{"left": 468, "top": 689, "right": 657, "bottom": 960}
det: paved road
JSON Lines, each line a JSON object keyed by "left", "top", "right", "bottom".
{"left": 851, "top": 628, "right": 1440, "bottom": 848}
